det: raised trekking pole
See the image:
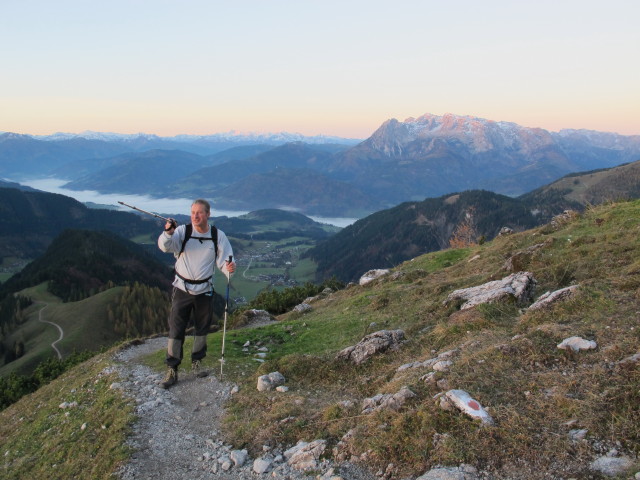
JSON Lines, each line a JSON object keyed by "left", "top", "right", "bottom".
{"left": 219, "top": 255, "right": 233, "bottom": 378}
{"left": 117, "top": 201, "right": 174, "bottom": 224}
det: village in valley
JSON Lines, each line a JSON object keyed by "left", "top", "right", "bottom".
{"left": 224, "top": 238, "right": 315, "bottom": 306}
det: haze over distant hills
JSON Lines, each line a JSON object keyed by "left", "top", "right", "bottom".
{"left": 2, "top": 113, "right": 639, "bottom": 217}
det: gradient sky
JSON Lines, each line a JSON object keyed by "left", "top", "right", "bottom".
{"left": 1, "top": 0, "right": 638, "bottom": 138}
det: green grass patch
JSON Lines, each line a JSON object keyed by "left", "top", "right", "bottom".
{"left": 0, "top": 351, "right": 134, "bottom": 479}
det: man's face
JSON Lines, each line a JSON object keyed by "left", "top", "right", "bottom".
{"left": 191, "top": 203, "right": 210, "bottom": 232}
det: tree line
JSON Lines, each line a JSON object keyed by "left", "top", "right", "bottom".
{"left": 0, "top": 294, "right": 32, "bottom": 364}
{"left": 108, "top": 282, "right": 170, "bottom": 338}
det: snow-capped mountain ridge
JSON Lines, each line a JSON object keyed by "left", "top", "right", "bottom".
{"left": 34, "top": 130, "right": 360, "bottom": 145}
{"left": 388, "top": 113, "right": 555, "bottom": 154}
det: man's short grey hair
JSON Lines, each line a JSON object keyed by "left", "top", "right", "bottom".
{"left": 192, "top": 199, "right": 211, "bottom": 214}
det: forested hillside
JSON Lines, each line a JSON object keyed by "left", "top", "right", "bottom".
{"left": 306, "top": 190, "right": 539, "bottom": 282}
{"left": 0, "top": 187, "right": 157, "bottom": 260}
{"left": 0, "top": 229, "right": 172, "bottom": 302}
{"left": 307, "top": 160, "right": 640, "bottom": 283}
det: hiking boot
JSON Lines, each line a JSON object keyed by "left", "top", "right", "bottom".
{"left": 161, "top": 367, "right": 178, "bottom": 389}
{"left": 192, "top": 360, "right": 209, "bottom": 378}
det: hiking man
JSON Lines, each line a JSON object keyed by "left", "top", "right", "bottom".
{"left": 157, "top": 198, "right": 235, "bottom": 389}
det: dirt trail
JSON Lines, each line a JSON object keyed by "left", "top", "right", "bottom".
{"left": 110, "top": 337, "right": 375, "bottom": 480}
{"left": 37, "top": 303, "right": 63, "bottom": 359}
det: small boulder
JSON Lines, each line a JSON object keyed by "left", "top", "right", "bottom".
{"left": 336, "top": 329, "right": 405, "bottom": 365}
{"left": 253, "top": 457, "right": 272, "bottom": 474}
{"left": 557, "top": 336, "right": 597, "bottom": 352}
{"left": 230, "top": 449, "right": 248, "bottom": 467}
{"left": 439, "top": 390, "right": 494, "bottom": 425}
{"left": 286, "top": 439, "right": 327, "bottom": 471}
{"left": 359, "top": 269, "right": 390, "bottom": 286}
{"left": 293, "top": 303, "right": 312, "bottom": 313}
{"left": 432, "top": 360, "right": 452, "bottom": 372}
{"left": 257, "top": 371, "right": 286, "bottom": 391}
{"left": 416, "top": 464, "right": 479, "bottom": 480}
{"left": 362, "top": 386, "right": 416, "bottom": 414}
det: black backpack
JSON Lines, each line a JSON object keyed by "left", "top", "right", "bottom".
{"left": 178, "top": 223, "right": 218, "bottom": 260}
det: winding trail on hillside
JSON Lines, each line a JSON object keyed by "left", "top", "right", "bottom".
{"left": 37, "top": 303, "right": 63, "bottom": 360}
{"left": 242, "top": 257, "right": 254, "bottom": 279}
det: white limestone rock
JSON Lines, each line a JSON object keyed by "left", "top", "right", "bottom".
{"left": 359, "top": 269, "right": 390, "bottom": 286}
{"left": 444, "top": 272, "right": 536, "bottom": 310}
{"left": 337, "top": 329, "right": 405, "bottom": 365}
{"left": 557, "top": 336, "right": 597, "bottom": 352}
{"left": 529, "top": 285, "right": 579, "bottom": 310}
{"left": 440, "top": 390, "right": 494, "bottom": 425}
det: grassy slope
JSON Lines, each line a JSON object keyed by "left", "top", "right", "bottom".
{"left": 0, "top": 346, "right": 133, "bottom": 480}
{"left": 1, "top": 285, "right": 125, "bottom": 376}
{"left": 2, "top": 200, "right": 639, "bottom": 479}
{"left": 208, "top": 199, "right": 640, "bottom": 478}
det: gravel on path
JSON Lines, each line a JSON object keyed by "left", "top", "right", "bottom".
{"left": 110, "top": 337, "right": 376, "bottom": 480}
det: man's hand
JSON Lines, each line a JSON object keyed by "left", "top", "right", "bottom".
{"left": 226, "top": 260, "right": 236, "bottom": 274}
{"left": 164, "top": 218, "right": 177, "bottom": 234}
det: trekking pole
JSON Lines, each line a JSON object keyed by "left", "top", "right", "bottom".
{"left": 220, "top": 255, "right": 233, "bottom": 378}
{"left": 117, "top": 201, "right": 173, "bottom": 223}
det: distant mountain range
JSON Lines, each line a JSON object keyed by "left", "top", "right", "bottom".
{"left": 2, "top": 157, "right": 639, "bottom": 288}
{"left": 2, "top": 114, "right": 639, "bottom": 216}
{"left": 334, "top": 114, "right": 640, "bottom": 204}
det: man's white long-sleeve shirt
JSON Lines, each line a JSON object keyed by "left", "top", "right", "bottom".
{"left": 158, "top": 224, "right": 233, "bottom": 295}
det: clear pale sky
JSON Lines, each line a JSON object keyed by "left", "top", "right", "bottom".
{"left": 1, "top": 0, "right": 638, "bottom": 138}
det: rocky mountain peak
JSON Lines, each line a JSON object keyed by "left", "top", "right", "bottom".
{"left": 368, "top": 113, "right": 556, "bottom": 156}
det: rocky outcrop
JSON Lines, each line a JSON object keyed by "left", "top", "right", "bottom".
{"left": 444, "top": 272, "right": 536, "bottom": 310}
{"left": 397, "top": 349, "right": 458, "bottom": 373}
{"left": 529, "top": 285, "right": 579, "bottom": 310}
{"left": 303, "top": 287, "right": 334, "bottom": 304}
{"left": 361, "top": 386, "right": 416, "bottom": 414}
{"left": 293, "top": 302, "right": 312, "bottom": 313}
{"left": 550, "top": 210, "right": 580, "bottom": 229}
{"left": 285, "top": 440, "right": 327, "bottom": 471}
{"left": 336, "top": 329, "right": 405, "bottom": 365}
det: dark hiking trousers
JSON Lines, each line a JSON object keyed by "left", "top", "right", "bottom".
{"left": 166, "top": 286, "right": 214, "bottom": 368}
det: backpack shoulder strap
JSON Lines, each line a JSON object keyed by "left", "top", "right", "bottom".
{"left": 179, "top": 223, "right": 193, "bottom": 256}
{"left": 211, "top": 225, "right": 218, "bottom": 260}
{"left": 178, "top": 223, "right": 218, "bottom": 260}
